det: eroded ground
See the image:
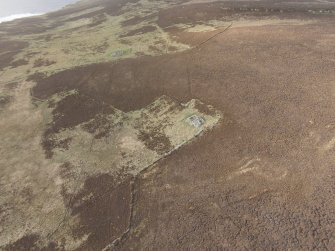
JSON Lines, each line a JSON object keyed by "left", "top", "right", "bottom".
{"left": 1, "top": 0, "right": 335, "bottom": 250}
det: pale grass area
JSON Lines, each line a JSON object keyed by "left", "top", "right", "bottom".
{"left": 0, "top": 82, "right": 70, "bottom": 247}
{"left": 3, "top": 0, "right": 189, "bottom": 79}
{"left": 0, "top": 81, "right": 221, "bottom": 248}
{"left": 175, "top": 17, "right": 316, "bottom": 34}
{"left": 0, "top": 83, "right": 91, "bottom": 249}
{"left": 53, "top": 95, "right": 221, "bottom": 181}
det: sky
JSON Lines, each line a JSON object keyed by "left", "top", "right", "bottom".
{"left": 0, "top": 0, "right": 79, "bottom": 18}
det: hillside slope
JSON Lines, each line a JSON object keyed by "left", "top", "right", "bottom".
{"left": 1, "top": 0, "right": 335, "bottom": 250}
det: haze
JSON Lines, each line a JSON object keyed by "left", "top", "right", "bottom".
{"left": 0, "top": 0, "right": 78, "bottom": 17}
